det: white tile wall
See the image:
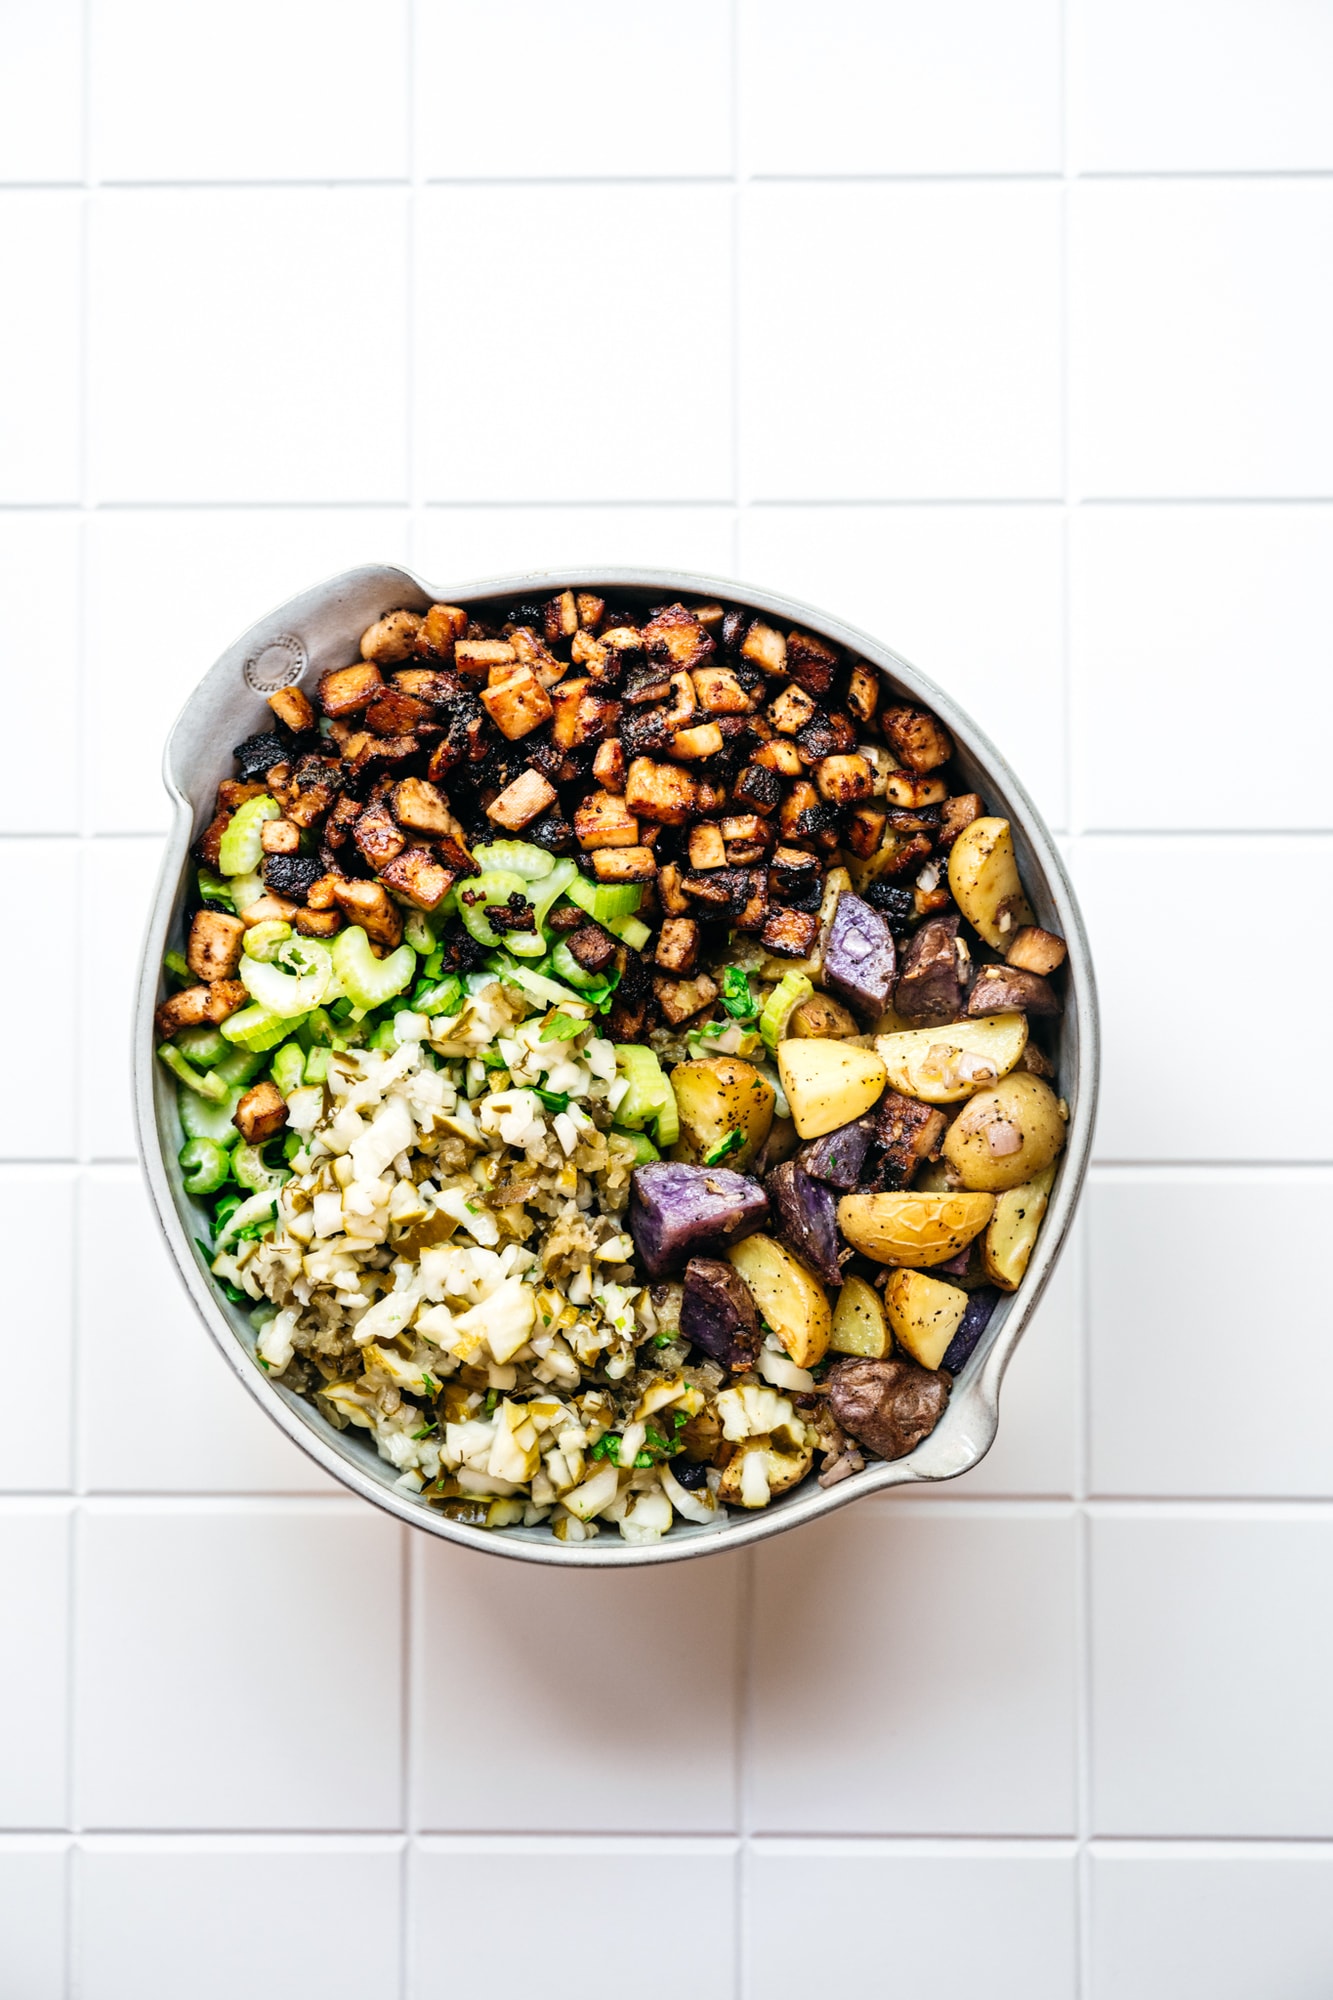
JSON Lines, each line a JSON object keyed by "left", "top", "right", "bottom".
{"left": 4, "top": 3, "right": 1330, "bottom": 1988}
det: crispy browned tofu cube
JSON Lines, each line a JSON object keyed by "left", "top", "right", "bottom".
{"left": 565, "top": 923, "right": 617, "bottom": 975}
{"left": 266, "top": 684, "right": 316, "bottom": 732}
{"left": 571, "top": 629, "right": 609, "bottom": 674}
{"left": 692, "top": 666, "right": 754, "bottom": 715}
{"left": 726, "top": 866, "right": 769, "bottom": 931}
{"left": 657, "top": 861, "right": 689, "bottom": 915}
{"left": 415, "top": 603, "right": 467, "bottom": 660}
{"left": 653, "top": 972, "right": 719, "bottom": 1026}
{"left": 768, "top": 847, "right": 820, "bottom": 906}
{"left": 624, "top": 757, "right": 698, "bottom": 825}
{"left": 217, "top": 780, "right": 270, "bottom": 812}
{"left": 389, "top": 776, "right": 451, "bottom": 838}
{"left": 663, "top": 671, "right": 697, "bottom": 728}
{"left": 816, "top": 753, "right": 875, "bottom": 805}
{"left": 1006, "top": 925, "right": 1068, "bottom": 976}
{"left": 354, "top": 802, "right": 406, "bottom": 871}
{"left": 544, "top": 589, "right": 579, "bottom": 644}
{"left": 332, "top": 878, "right": 403, "bottom": 949}
{"left": 481, "top": 665, "right": 554, "bottom": 741}
{"left": 681, "top": 870, "right": 731, "bottom": 910}
{"left": 259, "top": 817, "right": 300, "bottom": 856}
{"left": 883, "top": 701, "right": 953, "bottom": 774}
{"left": 885, "top": 768, "right": 948, "bottom": 808}
{"left": 741, "top": 620, "right": 787, "bottom": 675}
{"left": 456, "top": 639, "right": 516, "bottom": 686}
{"left": 378, "top": 844, "right": 455, "bottom": 911}
{"left": 285, "top": 777, "right": 336, "bottom": 830}
{"left": 784, "top": 628, "right": 839, "bottom": 696}
{"left": 643, "top": 602, "right": 715, "bottom": 672}
{"left": 186, "top": 909, "right": 245, "bottom": 983}
{"left": 693, "top": 601, "right": 724, "bottom": 632}
{"left": 939, "top": 792, "right": 983, "bottom": 847}
{"left": 874, "top": 1091, "right": 947, "bottom": 1189}
{"left": 365, "top": 688, "right": 431, "bottom": 736}
{"left": 654, "top": 916, "right": 699, "bottom": 974}
{"left": 195, "top": 812, "right": 229, "bottom": 869}
{"left": 574, "top": 789, "right": 640, "bottom": 849}
{"left": 485, "top": 767, "right": 558, "bottom": 832}
{"left": 752, "top": 739, "right": 802, "bottom": 778}
{"left": 688, "top": 822, "right": 727, "bottom": 871}
{"left": 154, "top": 980, "right": 246, "bottom": 1040}
{"left": 845, "top": 661, "right": 879, "bottom": 724}
{"left": 768, "top": 683, "right": 817, "bottom": 735}
{"left": 846, "top": 805, "right": 889, "bottom": 859}
{"left": 391, "top": 668, "right": 454, "bottom": 703}
{"left": 241, "top": 893, "right": 298, "bottom": 927}
{"left": 591, "top": 845, "right": 657, "bottom": 883}
{"left": 317, "top": 660, "right": 384, "bottom": 718}
{"left": 761, "top": 906, "right": 820, "bottom": 957}
{"left": 552, "top": 676, "right": 619, "bottom": 750}
{"left": 233, "top": 1079, "right": 288, "bottom": 1145}
{"left": 591, "top": 739, "right": 625, "bottom": 792}
{"left": 306, "top": 872, "right": 343, "bottom": 911}
{"left": 507, "top": 625, "right": 565, "bottom": 687}
{"left": 779, "top": 780, "right": 821, "bottom": 842}
{"left": 291, "top": 906, "right": 344, "bottom": 938}
{"left": 360, "top": 610, "right": 421, "bottom": 665}
{"left": 670, "top": 722, "right": 724, "bottom": 762}
{"left": 577, "top": 591, "right": 605, "bottom": 630}
{"left": 730, "top": 763, "right": 783, "bottom": 817}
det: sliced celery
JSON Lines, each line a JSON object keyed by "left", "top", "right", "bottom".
{"left": 469, "top": 840, "right": 554, "bottom": 881}
{"left": 609, "top": 1128, "right": 660, "bottom": 1165}
{"left": 217, "top": 795, "right": 279, "bottom": 875}
{"left": 196, "top": 867, "right": 235, "bottom": 909}
{"left": 455, "top": 870, "right": 535, "bottom": 951}
{"left": 163, "top": 950, "right": 193, "bottom": 989}
{"left": 653, "top": 1077, "right": 680, "bottom": 1148}
{"left": 212, "top": 1048, "right": 268, "bottom": 1088}
{"left": 221, "top": 1003, "right": 306, "bottom": 1053}
{"left": 243, "top": 920, "right": 293, "bottom": 963}
{"left": 485, "top": 953, "right": 594, "bottom": 1013}
{"left": 178, "top": 1138, "right": 232, "bottom": 1195}
{"left": 564, "top": 877, "right": 642, "bottom": 924}
{"left": 270, "top": 1043, "right": 306, "bottom": 1096}
{"left": 759, "top": 970, "right": 814, "bottom": 1051}
{"left": 158, "top": 1043, "right": 227, "bottom": 1102}
{"left": 177, "top": 1084, "right": 242, "bottom": 1143}
{"left": 232, "top": 1144, "right": 289, "bottom": 1194}
{"left": 173, "top": 1024, "right": 227, "bottom": 1067}
{"left": 609, "top": 913, "right": 651, "bottom": 951}
{"left": 331, "top": 926, "right": 416, "bottom": 1014}
{"left": 549, "top": 940, "right": 605, "bottom": 991}
{"left": 239, "top": 937, "right": 334, "bottom": 1018}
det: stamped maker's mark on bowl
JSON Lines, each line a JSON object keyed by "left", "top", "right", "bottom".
{"left": 244, "top": 634, "right": 307, "bottom": 695}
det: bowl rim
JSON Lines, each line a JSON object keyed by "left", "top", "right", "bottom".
{"left": 133, "top": 561, "right": 1099, "bottom": 1567}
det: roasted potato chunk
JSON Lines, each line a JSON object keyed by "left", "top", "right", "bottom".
{"left": 948, "top": 817, "right": 1036, "bottom": 951}
{"left": 940, "top": 1072, "right": 1066, "bottom": 1193}
{"left": 670, "top": 1057, "right": 775, "bottom": 1170}
{"left": 1006, "top": 925, "right": 1068, "bottom": 976}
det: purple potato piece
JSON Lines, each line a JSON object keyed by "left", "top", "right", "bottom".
{"left": 680, "top": 1257, "right": 762, "bottom": 1371}
{"left": 932, "top": 1241, "right": 989, "bottom": 1290}
{"left": 796, "top": 1114, "right": 875, "bottom": 1190}
{"left": 822, "top": 892, "right": 897, "bottom": 1019}
{"left": 764, "top": 1159, "right": 843, "bottom": 1289}
{"left": 628, "top": 1162, "right": 769, "bottom": 1280}
{"left": 894, "top": 913, "right": 964, "bottom": 1025}
{"left": 967, "top": 964, "right": 1061, "bottom": 1018}
{"left": 827, "top": 1356, "right": 950, "bottom": 1461}
{"left": 940, "top": 1288, "right": 1000, "bottom": 1373}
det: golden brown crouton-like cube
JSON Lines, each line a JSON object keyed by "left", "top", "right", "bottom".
{"left": 846, "top": 805, "right": 889, "bottom": 860}
{"left": 259, "top": 817, "right": 300, "bottom": 856}
{"left": 392, "top": 776, "right": 455, "bottom": 838}
{"left": 195, "top": 812, "right": 229, "bottom": 869}
{"left": 938, "top": 793, "right": 982, "bottom": 848}
{"left": 571, "top": 629, "right": 609, "bottom": 674}
{"left": 761, "top": 906, "right": 820, "bottom": 958}
{"left": 509, "top": 625, "right": 566, "bottom": 688}
{"left": 577, "top": 591, "right": 605, "bottom": 630}
{"left": 592, "top": 739, "right": 625, "bottom": 792}
{"left": 544, "top": 589, "right": 579, "bottom": 644}
{"left": 456, "top": 639, "right": 516, "bottom": 686}
{"left": 654, "top": 916, "right": 700, "bottom": 975}
{"left": 785, "top": 628, "right": 840, "bottom": 696}
{"left": 306, "top": 872, "right": 343, "bottom": 911}
{"left": 688, "top": 822, "right": 727, "bottom": 871}
{"left": 883, "top": 701, "right": 953, "bottom": 774}
{"left": 779, "top": 780, "right": 822, "bottom": 843}
{"left": 486, "top": 768, "right": 559, "bottom": 832}
{"left": 663, "top": 671, "right": 697, "bottom": 728}
{"left": 752, "top": 738, "right": 802, "bottom": 778}
{"left": 285, "top": 777, "right": 337, "bottom": 831}
{"left": 1006, "top": 925, "right": 1068, "bottom": 976}
{"left": 354, "top": 802, "right": 407, "bottom": 872}
{"left": 378, "top": 844, "right": 456, "bottom": 911}
{"left": 729, "top": 867, "right": 770, "bottom": 932}
{"left": 332, "top": 878, "right": 403, "bottom": 949}
{"left": 415, "top": 603, "right": 467, "bottom": 660}
{"left": 769, "top": 683, "right": 817, "bottom": 735}
{"left": 884, "top": 768, "right": 948, "bottom": 808}
{"left": 360, "top": 610, "right": 421, "bottom": 665}
{"left": 643, "top": 602, "right": 715, "bottom": 672}
{"left": 624, "top": 757, "right": 698, "bottom": 826}
{"left": 154, "top": 980, "right": 248, "bottom": 1040}
{"left": 670, "top": 723, "right": 724, "bottom": 762}
{"left": 481, "top": 665, "right": 554, "bottom": 742}
{"left": 242, "top": 893, "right": 299, "bottom": 928}
{"left": 217, "top": 780, "right": 271, "bottom": 812}
{"left": 693, "top": 601, "right": 724, "bottom": 632}
{"left": 266, "top": 684, "right": 316, "bottom": 733}
{"left": 741, "top": 620, "right": 787, "bottom": 675}
{"left": 565, "top": 923, "right": 618, "bottom": 975}
{"left": 233, "top": 1079, "right": 288, "bottom": 1145}
{"left": 187, "top": 909, "right": 245, "bottom": 983}
{"left": 657, "top": 861, "right": 689, "bottom": 915}
{"left": 692, "top": 666, "right": 755, "bottom": 715}
{"left": 592, "top": 845, "right": 657, "bottom": 883}
{"left": 653, "top": 972, "right": 719, "bottom": 1026}
{"left": 365, "top": 688, "right": 431, "bottom": 737}
{"left": 291, "top": 906, "right": 344, "bottom": 938}
{"left": 817, "top": 753, "right": 875, "bottom": 805}
{"left": 574, "top": 790, "right": 640, "bottom": 849}
{"left": 391, "top": 669, "right": 453, "bottom": 704}
{"left": 552, "top": 676, "right": 619, "bottom": 750}
{"left": 317, "top": 660, "right": 384, "bottom": 718}
{"left": 845, "top": 661, "right": 880, "bottom": 724}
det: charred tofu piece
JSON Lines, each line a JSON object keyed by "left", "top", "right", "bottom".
{"left": 732, "top": 762, "right": 783, "bottom": 815}
{"left": 242, "top": 893, "right": 298, "bottom": 928}
{"left": 752, "top": 738, "right": 802, "bottom": 778}
{"left": 508, "top": 625, "right": 566, "bottom": 688}
{"left": 544, "top": 589, "right": 579, "bottom": 644}
{"left": 572, "top": 629, "right": 610, "bottom": 676}
{"left": 740, "top": 620, "right": 787, "bottom": 675}
{"left": 768, "top": 683, "right": 817, "bottom": 735}
{"left": 414, "top": 603, "right": 468, "bottom": 660}
{"left": 620, "top": 709, "right": 677, "bottom": 762}
{"left": 266, "top": 685, "right": 316, "bottom": 733}
{"left": 485, "top": 767, "right": 558, "bottom": 832}
{"left": 894, "top": 913, "right": 965, "bottom": 1024}
{"left": 721, "top": 812, "right": 773, "bottom": 866}
{"left": 360, "top": 610, "right": 421, "bottom": 665}
{"left": 816, "top": 753, "right": 875, "bottom": 805}
{"left": 657, "top": 861, "right": 689, "bottom": 915}
{"left": 654, "top": 916, "right": 700, "bottom": 974}
{"left": 331, "top": 878, "right": 403, "bottom": 949}
{"left": 378, "top": 844, "right": 456, "bottom": 911}
{"left": 784, "top": 628, "right": 840, "bottom": 696}
{"left": 624, "top": 757, "right": 698, "bottom": 826}
{"left": 262, "top": 854, "right": 324, "bottom": 902}
{"left": 669, "top": 722, "right": 724, "bottom": 762}
{"left": 454, "top": 638, "right": 516, "bottom": 685}
{"left": 259, "top": 818, "right": 300, "bottom": 857}
{"left": 195, "top": 812, "right": 230, "bottom": 870}
{"left": 1006, "top": 925, "right": 1068, "bottom": 976}
{"left": 551, "top": 676, "right": 619, "bottom": 750}
{"left": 292, "top": 907, "right": 343, "bottom": 937}
{"left": 285, "top": 771, "right": 338, "bottom": 831}
{"left": 621, "top": 660, "right": 674, "bottom": 707}
{"left": 643, "top": 602, "right": 715, "bottom": 672}
{"left": 364, "top": 688, "right": 431, "bottom": 736}
{"left": 306, "top": 872, "right": 343, "bottom": 912}
{"left": 688, "top": 822, "right": 727, "bottom": 871}
{"left": 577, "top": 591, "right": 605, "bottom": 630}
{"left": 591, "top": 739, "right": 626, "bottom": 792}
{"left": 846, "top": 661, "right": 880, "bottom": 724}
{"left": 681, "top": 870, "right": 732, "bottom": 911}
{"left": 353, "top": 802, "right": 407, "bottom": 872}
{"left": 873, "top": 1090, "right": 947, "bottom": 1190}
{"left": 565, "top": 924, "right": 618, "bottom": 975}
{"left": 322, "top": 793, "right": 363, "bottom": 852}
{"left": 885, "top": 768, "right": 948, "bottom": 809}
{"left": 389, "top": 776, "right": 454, "bottom": 838}
{"left": 663, "top": 672, "right": 697, "bottom": 729}
{"left": 883, "top": 701, "right": 953, "bottom": 774}
{"left": 761, "top": 906, "right": 820, "bottom": 957}
{"left": 574, "top": 790, "right": 640, "bottom": 849}
{"left": 480, "top": 665, "right": 553, "bottom": 741}
{"left": 968, "top": 963, "right": 1060, "bottom": 1017}
{"left": 939, "top": 792, "right": 982, "bottom": 847}
{"left": 692, "top": 666, "right": 755, "bottom": 715}
{"left": 316, "top": 661, "right": 384, "bottom": 718}
{"left": 233, "top": 1079, "right": 288, "bottom": 1145}
{"left": 526, "top": 810, "right": 575, "bottom": 855}
{"left": 187, "top": 909, "right": 245, "bottom": 982}
{"left": 779, "top": 780, "right": 838, "bottom": 846}
{"left": 591, "top": 845, "right": 657, "bottom": 882}
{"left": 155, "top": 980, "right": 247, "bottom": 1039}
{"left": 724, "top": 866, "right": 769, "bottom": 932}
{"left": 768, "top": 845, "right": 820, "bottom": 904}
{"left": 846, "top": 805, "right": 889, "bottom": 859}
{"left": 232, "top": 733, "right": 289, "bottom": 784}
{"left": 796, "top": 711, "right": 857, "bottom": 765}
{"left": 653, "top": 972, "right": 720, "bottom": 1026}
{"left": 392, "top": 667, "right": 462, "bottom": 705}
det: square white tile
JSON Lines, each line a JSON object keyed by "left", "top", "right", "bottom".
{"left": 78, "top": 836, "right": 163, "bottom": 1160}
{"left": 1090, "top": 1173, "right": 1333, "bottom": 1498}
{"left": 746, "top": 1840, "right": 1077, "bottom": 2000}
{"left": 749, "top": 1506, "right": 1078, "bottom": 1832}
{"left": 0, "top": 513, "right": 82, "bottom": 833}
{"left": 90, "top": 0, "right": 408, "bottom": 183}
{"left": 741, "top": 184, "right": 1062, "bottom": 501}
{"left": 1071, "top": 181, "right": 1333, "bottom": 498}
{"left": 1089, "top": 1844, "right": 1333, "bottom": 2000}
{"left": 78, "top": 1170, "right": 338, "bottom": 1494}
{"left": 0, "top": 1842, "right": 67, "bottom": 1999}
{"left": 1071, "top": 837, "right": 1333, "bottom": 1160}
{"left": 742, "top": 0, "right": 1062, "bottom": 175}
{"left": 0, "top": 842, "right": 78, "bottom": 1159}
{"left": 0, "top": 1171, "right": 74, "bottom": 1491}
{"left": 1091, "top": 1513, "right": 1333, "bottom": 1833}
{"left": 737, "top": 503, "right": 1067, "bottom": 825}
{"left": 0, "top": 0, "right": 82, "bottom": 182}
{"left": 76, "top": 1838, "right": 402, "bottom": 2000}
{"left": 0, "top": 195, "right": 81, "bottom": 504}
{"left": 409, "top": 1840, "right": 736, "bottom": 2000}
{"left": 1072, "top": 505, "right": 1333, "bottom": 831}
{"left": 1074, "top": 0, "right": 1333, "bottom": 173}
{"left": 416, "top": 0, "right": 732, "bottom": 180}
{"left": 88, "top": 189, "right": 409, "bottom": 503}
{"left": 75, "top": 1503, "right": 404, "bottom": 1828}
{"left": 411, "top": 1541, "right": 742, "bottom": 1830}
{"left": 412, "top": 507, "right": 737, "bottom": 589}
{"left": 0, "top": 1507, "right": 70, "bottom": 1827}
{"left": 416, "top": 184, "right": 733, "bottom": 503}
{"left": 84, "top": 507, "right": 411, "bottom": 833}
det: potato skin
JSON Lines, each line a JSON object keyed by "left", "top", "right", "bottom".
{"left": 836, "top": 1191, "right": 994, "bottom": 1266}
{"left": 727, "top": 1231, "right": 832, "bottom": 1368}
{"left": 776, "top": 1037, "right": 887, "bottom": 1140}
{"left": 670, "top": 1057, "right": 775, "bottom": 1171}
{"left": 941, "top": 1072, "right": 1066, "bottom": 1193}
{"left": 947, "top": 817, "right": 1034, "bottom": 951}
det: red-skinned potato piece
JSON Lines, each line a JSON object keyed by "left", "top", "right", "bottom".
{"left": 827, "top": 1355, "right": 950, "bottom": 1460}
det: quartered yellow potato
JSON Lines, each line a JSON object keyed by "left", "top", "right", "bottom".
{"left": 669, "top": 1056, "right": 774, "bottom": 1170}
{"left": 875, "top": 1012, "right": 1028, "bottom": 1105}
{"left": 777, "top": 1036, "right": 887, "bottom": 1138}
{"left": 829, "top": 1274, "right": 891, "bottom": 1358}
{"left": 983, "top": 1164, "right": 1057, "bottom": 1290}
{"left": 947, "top": 817, "right": 1035, "bottom": 950}
{"left": 728, "top": 1232, "right": 832, "bottom": 1369}
{"left": 884, "top": 1268, "right": 969, "bottom": 1370}
{"left": 941, "top": 1072, "right": 1066, "bottom": 1193}
{"left": 836, "top": 1190, "right": 995, "bottom": 1266}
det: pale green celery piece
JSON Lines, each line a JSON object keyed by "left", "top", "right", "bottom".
{"left": 213, "top": 1190, "right": 277, "bottom": 1251}
{"left": 565, "top": 877, "right": 642, "bottom": 923}
{"left": 404, "top": 908, "right": 437, "bottom": 953}
{"left": 509, "top": 858, "right": 577, "bottom": 957}
{"left": 304, "top": 1045, "right": 331, "bottom": 1085}
{"left": 609, "top": 913, "right": 651, "bottom": 951}
{"left": 759, "top": 970, "right": 814, "bottom": 1050}
{"left": 549, "top": 940, "right": 604, "bottom": 991}
{"left": 331, "top": 925, "right": 416, "bottom": 1013}
{"left": 609, "top": 1128, "right": 660, "bottom": 1165}
{"left": 212, "top": 1047, "right": 268, "bottom": 1088}
{"left": 469, "top": 840, "right": 555, "bottom": 881}
{"left": 177, "top": 1086, "right": 242, "bottom": 1144}
{"left": 239, "top": 937, "right": 334, "bottom": 1018}
{"left": 653, "top": 1076, "right": 680, "bottom": 1147}
{"left": 485, "top": 953, "right": 593, "bottom": 1013}
{"left": 613, "top": 1045, "right": 670, "bottom": 1131}
{"left": 158, "top": 1044, "right": 227, "bottom": 1102}
{"left": 232, "top": 1144, "right": 289, "bottom": 1194}
{"left": 217, "top": 795, "right": 280, "bottom": 875}
{"left": 243, "top": 920, "right": 293, "bottom": 963}
{"left": 221, "top": 1003, "right": 305, "bottom": 1053}
{"left": 270, "top": 1043, "right": 306, "bottom": 1096}
{"left": 454, "top": 870, "right": 533, "bottom": 950}
{"left": 173, "top": 1024, "right": 227, "bottom": 1066}
{"left": 228, "top": 870, "right": 265, "bottom": 914}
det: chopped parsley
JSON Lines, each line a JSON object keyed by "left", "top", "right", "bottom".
{"left": 721, "top": 965, "right": 759, "bottom": 1022}
{"left": 411, "top": 1422, "right": 438, "bottom": 1441}
{"left": 541, "top": 1012, "right": 584, "bottom": 1042}
{"left": 535, "top": 1088, "right": 569, "bottom": 1113}
{"left": 702, "top": 1128, "right": 744, "bottom": 1166}
{"left": 420, "top": 1372, "right": 441, "bottom": 1398}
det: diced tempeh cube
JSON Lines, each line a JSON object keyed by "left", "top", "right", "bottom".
{"left": 266, "top": 685, "right": 316, "bottom": 732}
{"left": 816, "top": 753, "right": 875, "bottom": 805}
{"left": 259, "top": 817, "right": 300, "bottom": 855}
{"left": 1006, "top": 925, "right": 1068, "bottom": 976}
{"left": 456, "top": 639, "right": 516, "bottom": 685}
{"left": 317, "top": 660, "right": 384, "bottom": 717}
{"left": 882, "top": 701, "right": 953, "bottom": 774}
{"left": 566, "top": 924, "right": 617, "bottom": 975}
{"left": 884, "top": 768, "right": 948, "bottom": 808}
{"left": 390, "top": 776, "right": 455, "bottom": 838}
{"left": 552, "top": 676, "right": 619, "bottom": 750}
{"left": 378, "top": 844, "right": 455, "bottom": 911}
{"left": 741, "top": 620, "right": 786, "bottom": 674}
{"left": 365, "top": 688, "right": 431, "bottom": 737}
{"left": 233, "top": 1079, "right": 288, "bottom": 1144}
{"left": 845, "top": 662, "right": 879, "bottom": 724}
{"left": 670, "top": 723, "right": 724, "bottom": 762}
{"left": 654, "top": 916, "right": 700, "bottom": 974}
{"left": 784, "top": 628, "right": 840, "bottom": 696}
{"left": 544, "top": 590, "right": 579, "bottom": 644}
{"left": 291, "top": 906, "right": 344, "bottom": 937}
{"left": 692, "top": 666, "right": 755, "bottom": 715}
{"left": 574, "top": 789, "right": 640, "bottom": 849}
{"left": 653, "top": 972, "right": 719, "bottom": 1026}
{"left": 624, "top": 757, "right": 698, "bottom": 825}
{"left": 331, "top": 878, "right": 403, "bottom": 948}
{"left": 353, "top": 803, "right": 407, "bottom": 871}
{"left": 187, "top": 909, "right": 245, "bottom": 982}
{"left": 592, "top": 739, "right": 625, "bottom": 792}
{"left": 481, "top": 665, "right": 554, "bottom": 741}
{"left": 485, "top": 767, "right": 558, "bottom": 832}
{"left": 643, "top": 602, "right": 715, "bottom": 672}
{"left": 688, "top": 822, "right": 727, "bottom": 871}
{"left": 769, "top": 683, "right": 817, "bottom": 735}
{"left": 939, "top": 793, "right": 983, "bottom": 847}
{"left": 752, "top": 739, "right": 802, "bottom": 778}
{"left": 155, "top": 980, "right": 247, "bottom": 1039}
{"left": 592, "top": 845, "right": 657, "bottom": 882}
{"left": 760, "top": 906, "right": 820, "bottom": 957}
{"left": 360, "top": 610, "right": 421, "bottom": 665}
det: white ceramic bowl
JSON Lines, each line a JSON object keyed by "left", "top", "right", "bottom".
{"left": 134, "top": 564, "right": 1099, "bottom": 1566}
